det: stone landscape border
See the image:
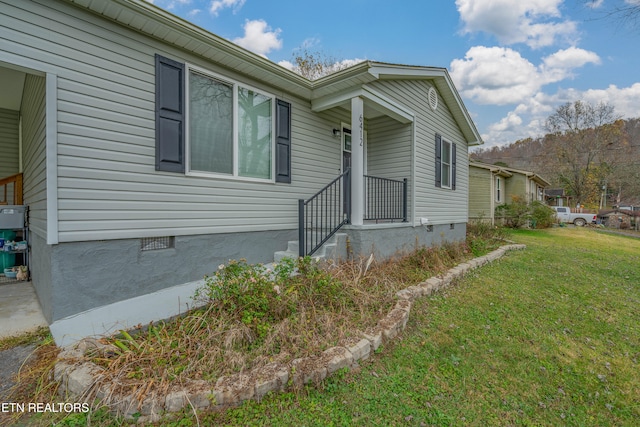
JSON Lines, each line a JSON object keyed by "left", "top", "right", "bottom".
{"left": 54, "top": 244, "right": 526, "bottom": 423}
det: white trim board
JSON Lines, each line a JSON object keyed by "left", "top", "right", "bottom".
{"left": 49, "top": 278, "right": 207, "bottom": 347}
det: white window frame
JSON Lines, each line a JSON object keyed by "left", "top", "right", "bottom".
{"left": 185, "top": 64, "right": 276, "bottom": 183}
{"left": 496, "top": 177, "right": 502, "bottom": 203}
{"left": 440, "top": 138, "right": 452, "bottom": 189}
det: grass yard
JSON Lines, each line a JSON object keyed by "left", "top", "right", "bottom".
{"left": 202, "top": 228, "right": 639, "bottom": 427}
{"left": 5, "top": 227, "right": 639, "bottom": 426}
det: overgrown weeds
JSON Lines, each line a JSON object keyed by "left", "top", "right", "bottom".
{"left": 5, "top": 225, "right": 506, "bottom": 426}
{"left": 83, "top": 230, "right": 503, "bottom": 400}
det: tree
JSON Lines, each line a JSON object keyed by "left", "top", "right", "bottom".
{"left": 290, "top": 49, "right": 358, "bottom": 80}
{"left": 545, "top": 100, "right": 621, "bottom": 206}
{"left": 585, "top": 0, "right": 640, "bottom": 30}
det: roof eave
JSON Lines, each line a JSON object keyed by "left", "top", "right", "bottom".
{"left": 66, "top": 0, "right": 313, "bottom": 97}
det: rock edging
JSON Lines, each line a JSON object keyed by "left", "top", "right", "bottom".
{"left": 54, "top": 244, "right": 526, "bottom": 423}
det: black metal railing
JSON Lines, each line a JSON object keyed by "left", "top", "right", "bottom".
{"left": 364, "top": 175, "right": 408, "bottom": 222}
{"left": 298, "top": 169, "right": 351, "bottom": 257}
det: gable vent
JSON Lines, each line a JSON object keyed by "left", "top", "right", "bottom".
{"left": 428, "top": 87, "right": 438, "bottom": 111}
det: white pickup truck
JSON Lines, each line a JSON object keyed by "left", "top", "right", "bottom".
{"left": 552, "top": 206, "right": 597, "bottom": 227}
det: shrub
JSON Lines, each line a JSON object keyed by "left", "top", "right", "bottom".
{"left": 495, "top": 197, "right": 555, "bottom": 229}
{"left": 466, "top": 220, "right": 507, "bottom": 256}
{"left": 529, "top": 201, "right": 556, "bottom": 228}
{"left": 495, "top": 196, "right": 530, "bottom": 228}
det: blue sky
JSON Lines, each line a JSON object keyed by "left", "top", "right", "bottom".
{"left": 147, "top": 0, "right": 640, "bottom": 148}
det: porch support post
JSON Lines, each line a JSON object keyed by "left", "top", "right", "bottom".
{"left": 351, "top": 96, "right": 365, "bottom": 226}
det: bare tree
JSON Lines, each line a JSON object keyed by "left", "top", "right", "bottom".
{"left": 545, "top": 100, "right": 621, "bottom": 206}
{"left": 585, "top": 0, "right": 640, "bottom": 30}
{"left": 290, "top": 49, "right": 355, "bottom": 80}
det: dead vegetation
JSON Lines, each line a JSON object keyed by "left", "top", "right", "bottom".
{"left": 83, "top": 239, "right": 479, "bottom": 400}
{"left": 3, "top": 224, "right": 504, "bottom": 424}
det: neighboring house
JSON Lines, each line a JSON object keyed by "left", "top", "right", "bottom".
{"left": 598, "top": 209, "right": 639, "bottom": 229}
{"left": 545, "top": 188, "right": 570, "bottom": 207}
{"left": 468, "top": 161, "right": 550, "bottom": 224}
{"left": 0, "top": 0, "right": 481, "bottom": 345}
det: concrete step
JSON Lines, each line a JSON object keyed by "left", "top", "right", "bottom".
{"left": 274, "top": 232, "right": 348, "bottom": 263}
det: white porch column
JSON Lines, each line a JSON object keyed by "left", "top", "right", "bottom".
{"left": 350, "top": 96, "right": 365, "bottom": 226}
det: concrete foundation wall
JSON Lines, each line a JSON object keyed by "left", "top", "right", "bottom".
{"left": 41, "top": 229, "right": 295, "bottom": 322}
{"left": 29, "top": 231, "right": 54, "bottom": 322}
{"left": 344, "top": 223, "right": 467, "bottom": 260}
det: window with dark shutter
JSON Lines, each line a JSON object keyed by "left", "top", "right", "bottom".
{"left": 451, "top": 142, "right": 457, "bottom": 190}
{"left": 275, "top": 99, "right": 292, "bottom": 183}
{"left": 155, "top": 54, "right": 185, "bottom": 173}
{"left": 435, "top": 133, "right": 442, "bottom": 188}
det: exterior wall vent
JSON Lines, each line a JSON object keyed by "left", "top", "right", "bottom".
{"left": 428, "top": 87, "right": 438, "bottom": 111}
{"left": 141, "top": 236, "right": 175, "bottom": 251}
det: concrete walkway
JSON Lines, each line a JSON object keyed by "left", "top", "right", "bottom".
{"left": 0, "top": 281, "right": 48, "bottom": 339}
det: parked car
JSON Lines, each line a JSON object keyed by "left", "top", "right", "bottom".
{"left": 551, "top": 207, "right": 597, "bottom": 226}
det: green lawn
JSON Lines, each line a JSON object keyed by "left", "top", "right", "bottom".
{"left": 197, "top": 228, "right": 639, "bottom": 427}
{"left": 23, "top": 228, "right": 640, "bottom": 427}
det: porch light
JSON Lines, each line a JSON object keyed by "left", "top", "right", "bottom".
{"left": 332, "top": 128, "right": 341, "bottom": 138}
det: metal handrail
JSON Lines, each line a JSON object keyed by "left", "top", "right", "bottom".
{"left": 298, "top": 169, "right": 351, "bottom": 256}
{"left": 364, "top": 175, "right": 407, "bottom": 222}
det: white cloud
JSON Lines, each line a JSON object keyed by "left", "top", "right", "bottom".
{"left": 450, "top": 45, "right": 600, "bottom": 105}
{"left": 542, "top": 47, "right": 601, "bottom": 69}
{"left": 490, "top": 111, "right": 523, "bottom": 133}
{"left": 450, "top": 46, "right": 543, "bottom": 105}
{"left": 187, "top": 8, "right": 201, "bottom": 18}
{"left": 209, "top": 0, "right": 245, "bottom": 16}
{"left": 455, "top": 0, "right": 578, "bottom": 48}
{"left": 586, "top": 0, "right": 604, "bottom": 8}
{"left": 481, "top": 83, "right": 640, "bottom": 146}
{"left": 232, "top": 19, "right": 282, "bottom": 57}
{"left": 559, "top": 83, "right": 640, "bottom": 119}
{"left": 278, "top": 60, "right": 295, "bottom": 71}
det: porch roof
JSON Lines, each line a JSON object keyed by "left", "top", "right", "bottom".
{"left": 66, "top": 0, "right": 483, "bottom": 146}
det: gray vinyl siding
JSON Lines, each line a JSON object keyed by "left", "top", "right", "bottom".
{"left": 367, "top": 80, "right": 469, "bottom": 224}
{"left": 468, "top": 166, "right": 492, "bottom": 220}
{"left": 0, "top": 108, "right": 19, "bottom": 204}
{"left": 21, "top": 74, "right": 47, "bottom": 238}
{"left": 2, "top": 0, "right": 343, "bottom": 243}
{"left": 366, "top": 116, "right": 413, "bottom": 218}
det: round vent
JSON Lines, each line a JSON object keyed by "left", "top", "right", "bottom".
{"left": 428, "top": 87, "right": 438, "bottom": 111}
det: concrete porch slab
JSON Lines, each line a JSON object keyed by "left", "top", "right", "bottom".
{"left": 0, "top": 281, "right": 48, "bottom": 339}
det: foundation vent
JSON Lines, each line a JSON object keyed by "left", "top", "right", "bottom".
{"left": 141, "top": 236, "right": 175, "bottom": 251}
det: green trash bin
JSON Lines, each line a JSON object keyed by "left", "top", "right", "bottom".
{"left": 0, "top": 230, "right": 17, "bottom": 272}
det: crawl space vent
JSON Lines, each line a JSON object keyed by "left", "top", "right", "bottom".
{"left": 141, "top": 236, "right": 174, "bottom": 251}
{"left": 428, "top": 87, "right": 438, "bottom": 111}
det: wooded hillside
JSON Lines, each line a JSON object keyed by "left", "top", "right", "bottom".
{"left": 472, "top": 117, "right": 640, "bottom": 208}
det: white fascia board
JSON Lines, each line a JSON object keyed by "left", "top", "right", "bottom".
{"left": 367, "top": 64, "right": 447, "bottom": 80}
{"left": 438, "top": 75, "right": 483, "bottom": 146}
{"left": 361, "top": 86, "right": 414, "bottom": 124}
{"left": 311, "top": 88, "right": 364, "bottom": 112}
{"left": 311, "top": 87, "right": 414, "bottom": 124}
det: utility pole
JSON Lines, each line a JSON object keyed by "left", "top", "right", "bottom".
{"left": 600, "top": 181, "right": 607, "bottom": 210}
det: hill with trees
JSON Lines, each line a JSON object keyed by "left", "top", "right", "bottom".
{"left": 472, "top": 101, "right": 640, "bottom": 209}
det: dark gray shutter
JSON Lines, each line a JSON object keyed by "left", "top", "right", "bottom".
{"left": 155, "top": 54, "right": 185, "bottom": 173}
{"left": 435, "top": 133, "right": 442, "bottom": 188}
{"left": 451, "top": 142, "right": 457, "bottom": 190}
{"left": 275, "top": 99, "right": 292, "bottom": 183}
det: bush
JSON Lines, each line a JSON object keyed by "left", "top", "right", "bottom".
{"left": 529, "top": 201, "right": 556, "bottom": 228}
{"left": 495, "top": 196, "right": 530, "bottom": 228}
{"left": 495, "top": 197, "right": 555, "bottom": 229}
{"left": 466, "top": 220, "right": 508, "bottom": 256}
